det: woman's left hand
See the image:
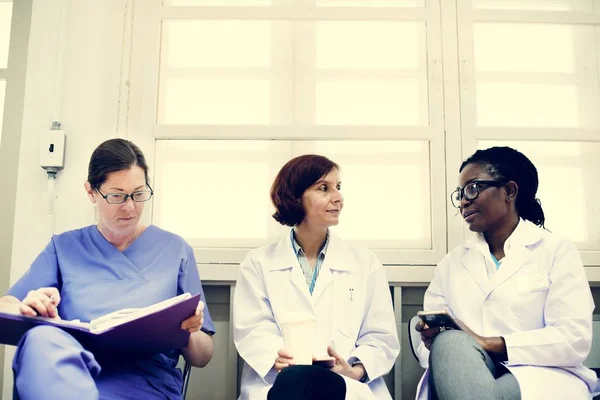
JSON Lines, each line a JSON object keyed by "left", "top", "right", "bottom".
{"left": 181, "top": 301, "right": 205, "bottom": 334}
{"left": 327, "top": 345, "right": 365, "bottom": 381}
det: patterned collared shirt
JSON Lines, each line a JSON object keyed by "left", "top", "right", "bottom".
{"left": 290, "top": 229, "right": 329, "bottom": 295}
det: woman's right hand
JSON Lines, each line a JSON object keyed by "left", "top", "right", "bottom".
{"left": 20, "top": 287, "right": 61, "bottom": 319}
{"left": 415, "top": 319, "right": 441, "bottom": 350}
{"left": 274, "top": 348, "right": 295, "bottom": 372}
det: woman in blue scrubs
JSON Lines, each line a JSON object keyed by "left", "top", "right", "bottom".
{"left": 0, "top": 139, "right": 215, "bottom": 400}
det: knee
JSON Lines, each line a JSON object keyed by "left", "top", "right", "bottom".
{"left": 18, "top": 326, "right": 75, "bottom": 354}
{"left": 430, "top": 330, "right": 478, "bottom": 359}
{"left": 269, "top": 366, "right": 345, "bottom": 400}
{"left": 14, "top": 326, "right": 66, "bottom": 372}
{"left": 273, "top": 365, "right": 310, "bottom": 389}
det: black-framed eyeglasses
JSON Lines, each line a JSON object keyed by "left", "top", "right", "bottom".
{"left": 96, "top": 183, "right": 154, "bottom": 204}
{"left": 450, "top": 180, "right": 506, "bottom": 208}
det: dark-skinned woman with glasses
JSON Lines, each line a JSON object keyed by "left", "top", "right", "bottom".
{"left": 414, "top": 146, "right": 597, "bottom": 400}
{"left": 0, "top": 139, "right": 215, "bottom": 400}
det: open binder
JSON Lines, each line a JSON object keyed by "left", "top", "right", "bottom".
{"left": 0, "top": 292, "right": 200, "bottom": 356}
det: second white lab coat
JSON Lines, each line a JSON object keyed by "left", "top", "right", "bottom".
{"left": 233, "top": 231, "right": 399, "bottom": 400}
{"left": 415, "top": 220, "right": 598, "bottom": 400}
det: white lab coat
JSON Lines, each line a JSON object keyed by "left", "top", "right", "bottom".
{"left": 233, "top": 230, "right": 399, "bottom": 400}
{"left": 415, "top": 219, "right": 598, "bottom": 400}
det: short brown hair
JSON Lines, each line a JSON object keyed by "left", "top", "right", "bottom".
{"left": 88, "top": 139, "right": 149, "bottom": 190}
{"left": 270, "top": 154, "right": 339, "bottom": 227}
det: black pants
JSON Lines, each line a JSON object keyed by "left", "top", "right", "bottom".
{"left": 267, "top": 366, "right": 346, "bottom": 400}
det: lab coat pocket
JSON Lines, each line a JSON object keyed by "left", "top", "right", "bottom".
{"left": 514, "top": 272, "right": 550, "bottom": 329}
{"left": 338, "top": 323, "right": 359, "bottom": 340}
{"left": 335, "top": 290, "right": 363, "bottom": 358}
{"left": 337, "top": 307, "right": 361, "bottom": 349}
{"left": 338, "top": 288, "right": 363, "bottom": 338}
{"left": 335, "top": 326, "right": 359, "bottom": 360}
{"left": 516, "top": 272, "right": 550, "bottom": 294}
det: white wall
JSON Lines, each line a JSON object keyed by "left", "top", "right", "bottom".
{"left": 2, "top": 0, "right": 128, "bottom": 398}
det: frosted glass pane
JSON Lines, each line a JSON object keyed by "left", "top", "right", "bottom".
{"left": 161, "top": 78, "right": 272, "bottom": 124}
{"left": 316, "top": 22, "right": 424, "bottom": 70}
{"left": 164, "top": 21, "right": 285, "bottom": 68}
{"left": 312, "top": 21, "right": 429, "bottom": 125}
{"left": 295, "top": 141, "right": 431, "bottom": 248}
{"left": 0, "top": 80, "right": 5, "bottom": 146}
{"left": 478, "top": 141, "right": 600, "bottom": 248}
{"left": 472, "top": 23, "right": 600, "bottom": 127}
{"left": 153, "top": 140, "right": 291, "bottom": 245}
{"left": 316, "top": 80, "right": 427, "bottom": 125}
{"left": 317, "top": 0, "right": 424, "bottom": 8}
{"left": 472, "top": 0, "right": 593, "bottom": 11}
{"left": 159, "top": 20, "right": 291, "bottom": 124}
{"left": 474, "top": 24, "right": 582, "bottom": 74}
{"left": 476, "top": 83, "right": 581, "bottom": 127}
{"left": 0, "top": 2, "right": 12, "bottom": 69}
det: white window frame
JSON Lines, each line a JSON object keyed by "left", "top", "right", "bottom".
{"left": 456, "top": 0, "right": 600, "bottom": 265}
{"left": 127, "top": 0, "right": 448, "bottom": 266}
{"left": 126, "top": 0, "right": 600, "bottom": 268}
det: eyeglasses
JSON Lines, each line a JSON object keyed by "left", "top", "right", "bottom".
{"left": 96, "top": 183, "right": 154, "bottom": 204}
{"left": 450, "top": 180, "right": 506, "bottom": 208}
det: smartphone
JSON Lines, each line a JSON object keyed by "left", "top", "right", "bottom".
{"left": 312, "top": 358, "right": 335, "bottom": 369}
{"left": 417, "top": 310, "right": 461, "bottom": 330}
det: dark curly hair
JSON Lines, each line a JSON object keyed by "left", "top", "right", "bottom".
{"left": 460, "top": 146, "right": 545, "bottom": 227}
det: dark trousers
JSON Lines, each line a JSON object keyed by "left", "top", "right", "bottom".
{"left": 268, "top": 365, "right": 346, "bottom": 400}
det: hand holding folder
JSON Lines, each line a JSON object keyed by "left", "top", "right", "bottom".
{"left": 0, "top": 292, "right": 201, "bottom": 357}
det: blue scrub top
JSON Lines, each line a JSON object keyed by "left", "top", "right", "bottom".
{"left": 8, "top": 225, "right": 216, "bottom": 396}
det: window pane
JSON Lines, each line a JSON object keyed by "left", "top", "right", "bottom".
{"left": 474, "top": 24, "right": 578, "bottom": 74}
{"left": 316, "top": 80, "right": 425, "bottom": 125}
{"left": 312, "top": 21, "right": 429, "bottom": 125}
{"left": 316, "top": 22, "right": 422, "bottom": 70}
{"left": 478, "top": 141, "right": 600, "bottom": 249}
{"left": 165, "top": 21, "right": 275, "bottom": 68}
{"left": 153, "top": 140, "right": 291, "bottom": 246}
{"left": 162, "top": 78, "right": 273, "bottom": 124}
{"left": 0, "top": 80, "right": 5, "bottom": 146}
{"left": 159, "top": 19, "right": 429, "bottom": 126}
{"left": 476, "top": 83, "right": 580, "bottom": 127}
{"left": 472, "top": 0, "right": 593, "bottom": 11}
{"left": 0, "top": 2, "right": 13, "bottom": 69}
{"left": 472, "top": 23, "right": 600, "bottom": 127}
{"left": 317, "top": 0, "right": 424, "bottom": 7}
{"left": 155, "top": 140, "right": 433, "bottom": 251}
{"left": 159, "top": 20, "right": 292, "bottom": 124}
{"left": 295, "top": 141, "right": 431, "bottom": 248}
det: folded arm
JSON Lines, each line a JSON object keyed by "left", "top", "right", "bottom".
{"left": 182, "top": 330, "right": 214, "bottom": 367}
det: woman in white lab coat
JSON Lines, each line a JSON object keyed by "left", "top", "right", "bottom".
{"left": 233, "top": 154, "right": 399, "bottom": 400}
{"left": 415, "top": 146, "right": 597, "bottom": 400}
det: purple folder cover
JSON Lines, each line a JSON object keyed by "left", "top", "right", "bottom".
{"left": 0, "top": 293, "right": 200, "bottom": 357}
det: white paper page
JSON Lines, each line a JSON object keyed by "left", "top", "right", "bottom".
{"left": 89, "top": 292, "right": 192, "bottom": 332}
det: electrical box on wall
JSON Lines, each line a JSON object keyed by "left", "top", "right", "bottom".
{"left": 40, "top": 124, "right": 66, "bottom": 169}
